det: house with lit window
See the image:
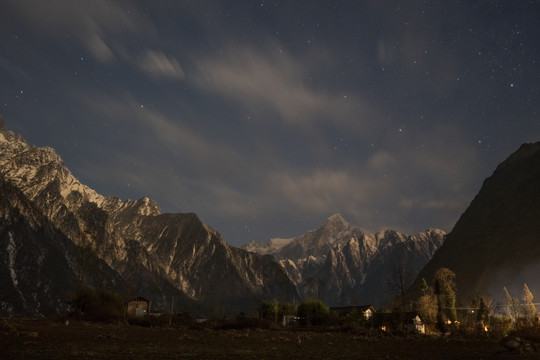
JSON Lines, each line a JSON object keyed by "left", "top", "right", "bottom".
{"left": 375, "top": 312, "right": 426, "bottom": 334}
{"left": 330, "top": 305, "right": 376, "bottom": 320}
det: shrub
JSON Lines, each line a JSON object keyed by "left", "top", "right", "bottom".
{"left": 490, "top": 315, "right": 513, "bottom": 339}
{"left": 297, "top": 298, "right": 330, "bottom": 326}
{"left": 258, "top": 301, "right": 276, "bottom": 320}
{"left": 71, "top": 287, "right": 124, "bottom": 322}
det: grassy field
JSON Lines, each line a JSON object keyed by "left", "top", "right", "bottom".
{"left": 1, "top": 318, "right": 538, "bottom": 359}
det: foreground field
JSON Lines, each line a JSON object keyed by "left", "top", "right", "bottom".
{"left": 1, "top": 318, "right": 538, "bottom": 359}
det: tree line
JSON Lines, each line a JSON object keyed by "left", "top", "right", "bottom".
{"left": 400, "top": 267, "right": 539, "bottom": 336}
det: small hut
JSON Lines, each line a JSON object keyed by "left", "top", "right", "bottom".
{"left": 405, "top": 313, "right": 425, "bottom": 334}
{"left": 126, "top": 296, "right": 149, "bottom": 317}
{"left": 330, "top": 305, "right": 376, "bottom": 320}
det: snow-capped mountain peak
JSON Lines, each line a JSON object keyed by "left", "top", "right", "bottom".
{"left": 0, "top": 122, "right": 298, "bottom": 316}
{"left": 244, "top": 213, "right": 445, "bottom": 306}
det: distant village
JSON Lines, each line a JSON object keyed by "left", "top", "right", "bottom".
{"left": 115, "top": 267, "right": 539, "bottom": 339}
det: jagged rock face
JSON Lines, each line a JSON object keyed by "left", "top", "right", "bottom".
{"left": 0, "top": 179, "right": 128, "bottom": 317}
{"left": 413, "top": 142, "right": 540, "bottom": 302}
{"left": 243, "top": 237, "right": 293, "bottom": 255}
{"left": 278, "top": 214, "right": 352, "bottom": 261}
{"left": 315, "top": 228, "right": 445, "bottom": 306}
{"left": 0, "top": 178, "right": 74, "bottom": 317}
{"left": 244, "top": 214, "right": 445, "bottom": 306}
{"left": 0, "top": 125, "right": 297, "bottom": 317}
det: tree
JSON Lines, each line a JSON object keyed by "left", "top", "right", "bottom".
{"left": 521, "top": 283, "right": 538, "bottom": 325}
{"left": 503, "top": 286, "right": 520, "bottom": 322}
{"left": 420, "top": 277, "right": 429, "bottom": 295}
{"left": 443, "top": 283, "right": 457, "bottom": 322}
{"left": 433, "top": 268, "right": 457, "bottom": 331}
{"left": 387, "top": 262, "right": 413, "bottom": 330}
{"left": 434, "top": 268, "right": 456, "bottom": 292}
{"left": 258, "top": 301, "right": 275, "bottom": 320}
{"left": 416, "top": 276, "right": 437, "bottom": 326}
{"left": 434, "top": 279, "right": 445, "bottom": 331}
{"left": 297, "top": 299, "right": 330, "bottom": 328}
{"left": 476, "top": 297, "right": 490, "bottom": 325}
{"left": 417, "top": 293, "right": 438, "bottom": 325}
{"left": 279, "top": 302, "right": 295, "bottom": 317}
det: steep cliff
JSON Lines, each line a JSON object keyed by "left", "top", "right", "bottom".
{"left": 0, "top": 123, "right": 297, "bottom": 316}
{"left": 413, "top": 142, "right": 540, "bottom": 302}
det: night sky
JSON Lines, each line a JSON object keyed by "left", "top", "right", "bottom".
{"left": 1, "top": 1, "right": 539, "bottom": 246}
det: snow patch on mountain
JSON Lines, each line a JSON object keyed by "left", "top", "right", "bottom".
{"left": 6, "top": 231, "right": 26, "bottom": 307}
{"left": 243, "top": 237, "right": 294, "bottom": 255}
{"left": 246, "top": 214, "right": 445, "bottom": 306}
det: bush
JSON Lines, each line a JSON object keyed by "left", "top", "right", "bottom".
{"left": 297, "top": 299, "right": 330, "bottom": 326}
{"left": 490, "top": 315, "right": 513, "bottom": 339}
{"left": 71, "top": 287, "right": 124, "bottom": 322}
{"left": 258, "top": 301, "right": 277, "bottom": 320}
{"left": 258, "top": 301, "right": 296, "bottom": 324}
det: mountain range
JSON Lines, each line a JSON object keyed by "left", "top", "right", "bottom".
{"left": 244, "top": 214, "right": 445, "bottom": 306}
{"left": 0, "top": 120, "right": 297, "bottom": 317}
{"left": 0, "top": 119, "right": 446, "bottom": 316}
{"left": 2, "top": 115, "right": 538, "bottom": 317}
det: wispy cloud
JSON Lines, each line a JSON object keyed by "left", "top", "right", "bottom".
{"left": 78, "top": 94, "right": 210, "bottom": 160}
{"left": 137, "top": 50, "right": 185, "bottom": 80}
{"left": 4, "top": 0, "right": 153, "bottom": 63}
{"left": 72, "top": 51, "right": 479, "bottom": 235}
{"left": 368, "top": 151, "right": 397, "bottom": 171}
{"left": 191, "top": 45, "right": 370, "bottom": 130}
{"left": 0, "top": 55, "right": 33, "bottom": 83}
{"left": 20, "top": 0, "right": 483, "bottom": 239}
{"left": 269, "top": 169, "right": 377, "bottom": 215}
{"left": 84, "top": 32, "right": 115, "bottom": 63}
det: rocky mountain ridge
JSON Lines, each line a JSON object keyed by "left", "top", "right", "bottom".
{"left": 244, "top": 214, "right": 445, "bottom": 306}
{"left": 0, "top": 123, "right": 297, "bottom": 316}
{"left": 0, "top": 118, "right": 448, "bottom": 316}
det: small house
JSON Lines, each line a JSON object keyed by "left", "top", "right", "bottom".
{"left": 406, "top": 313, "right": 425, "bottom": 334}
{"left": 126, "top": 296, "right": 149, "bottom": 317}
{"left": 330, "top": 305, "right": 376, "bottom": 320}
{"left": 375, "top": 312, "right": 425, "bottom": 334}
{"left": 282, "top": 315, "right": 305, "bottom": 326}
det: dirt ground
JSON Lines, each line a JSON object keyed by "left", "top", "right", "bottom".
{"left": 1, "top": 318, "right": 538, "bottom": 359}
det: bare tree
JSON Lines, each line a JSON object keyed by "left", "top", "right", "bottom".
{"left": 522, "top": 283, "right": 538, "bottom": 325}
{"left": 388, "top": 262, "right": 414, "bottom": 330}
{"left": 503, "top": 286, "right": 520, "bottom": 322}
{"left": 417, "top": 293, "right": 437, "bottom": 325}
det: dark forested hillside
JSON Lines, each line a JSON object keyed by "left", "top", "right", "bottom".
{"left": 413, "top": 142, "right": 540, "bottom": 302}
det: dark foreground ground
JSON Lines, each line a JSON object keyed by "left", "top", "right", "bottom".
{"left": 1, "top": 318, "right": 538, "bottom": 359}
